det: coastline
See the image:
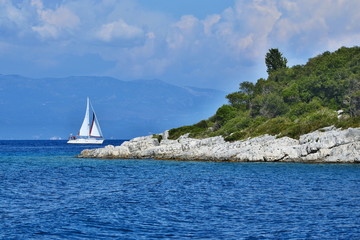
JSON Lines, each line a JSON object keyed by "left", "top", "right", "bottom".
{"left": 78, "top": 127, "right": 360, "bottom": 163}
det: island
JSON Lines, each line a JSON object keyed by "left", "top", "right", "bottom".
{"left": 79, "top": 47, "right": 360, "bottom": 163}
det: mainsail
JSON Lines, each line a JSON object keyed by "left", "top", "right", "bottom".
{"left": 79, "top": 98, "right": 90, "bottom": 136}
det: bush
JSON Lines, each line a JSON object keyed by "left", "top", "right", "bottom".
{"left": 214, "top": 105, "right": 238, "bottom": 125}
{"left": 335, "top": 116, "right": 360, "bottom": 129}
{"left": 168, "top": 125, "right": 197, "bottom": 140}
{"left": 287, "top": 99, "right": 322, "bottom": 119}
{"left": 349, "top": 91, "right": 360, "bottom": 117}
{"left": 152, "top": 134, "right": 163, "bottom": 143}
{"left": 168, "top": 123, "right": 210, "bottom": 140}
{"left": 225, "top": 131, "right": 247, "bottom": 141}
{"left": 212, "top": 114, "right": 251, "bottom": 137}
{"left": 282, "top": 83, "right": 300, "bottom": 103}
{"left": 259, "top": 94, "right": 289, "bottom": 118}
{"left": 194, "top": 120, "right": 209, "bottom": 128}
{"left": 282, "top": 108, "right": 338, "bottom": 139}
{"left": 253, "top": 117, "right": 293, "bottom": 137}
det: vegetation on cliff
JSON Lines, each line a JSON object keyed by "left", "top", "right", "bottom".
{"left": 169, "top": 46, "right": 360, "bottom": 141}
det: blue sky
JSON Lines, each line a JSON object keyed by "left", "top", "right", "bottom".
{"left": 1, "top": 0, "right": 360, "bottom": 91}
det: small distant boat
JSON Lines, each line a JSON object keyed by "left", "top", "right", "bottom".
{"left": 67, "top": 97, "right": 104, "bottom": 144}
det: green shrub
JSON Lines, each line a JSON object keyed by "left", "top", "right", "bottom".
{"left": 168, "top": 124, "right": 209, "bottom": 140}
{"left": 168, "top": 125, "right": 196, "bottom": 140}
{"left": 349, "top": 91, "right": 360, "bottom": 117}
{"left": 152, "top": 134, "right": 163, "bottom": 143}
{"left": 214, "top": 105, "right": 238, "bottom": 125}
{"left": 213, "top": 115, "right": 251, "bottom": 136}
{"left": 259, "top": 94, "right": 289, "bottom": 118}
{"left": 335, "top": 116, "right": 360, "bottom": 129}
{"left": 282, "top": 108, "right": 338, "bottom": 139}
{"left": 287, "top": 99, "right": 322, "bottom": 119}
{"left": 194, "top": 120, "right": 209, "bottom": 128}
{"left": 248, "top": 116, "right": 268, "bottom": 129}
{"left": 224, "top": 131, "right": 247, "bottom": 141}
{"left": 282, "top": 83, "right": 300, "bottom": 103}
{"left": 253, "top": 117, "right": 293, "bottom": 137}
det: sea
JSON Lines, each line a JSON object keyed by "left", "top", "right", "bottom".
{"left": 0, "top": 140, "right": 360, "bottom": 239}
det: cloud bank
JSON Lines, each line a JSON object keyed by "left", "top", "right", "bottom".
{"left": 0, "top": 0, "right": 359, "bottom": 90}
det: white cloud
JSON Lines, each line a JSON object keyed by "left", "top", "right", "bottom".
{"left": 147, "top": 32, "right": 156, "bottom": 39}
{"left": 1, "top": 0, "right": 360, "bottom": 90}
{"left": 174, "top": 15, "right": 199, "bottom": 31}
{"left": 166, "top": 15, "right": 202, "bottom": 51}
{"left": 166, "top": 32, "right": 184, "bottom": 49}
{"left": 32, "top": 1, "right": 80, "bottom": 39}
{"left": 31, "top": 0, "right": 43, "bottom": 10}
{"left": 237, "top": 34, "right": 254, "bottom": 50}
{"left": 271, "top": 0, "right": 360, "bottom": 49}
{"left": 0, "top": 0, "right": 28, "bottom": 30}
{"left": 327, "top": 34, "right": 360, "bottom": 52}
{"left": 203, "top": 14, "right": 221, "bottom": 35}
{"left": 97, "top": 19, "right": 144, "bottom": 42}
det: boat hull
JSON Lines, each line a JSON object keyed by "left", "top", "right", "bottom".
{"left": 67, "top": 138, "right": 104, "bottom": 144}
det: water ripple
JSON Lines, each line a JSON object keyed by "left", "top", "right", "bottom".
{"left": 1, "top": 141, "right": 360, "bottom": 239}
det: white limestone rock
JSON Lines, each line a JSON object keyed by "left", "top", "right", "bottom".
{"left": 78, "top": 128, "right": 360, "bottom": 163}
{"left": 325, "top": 142, "right": 360, "bottom": 163}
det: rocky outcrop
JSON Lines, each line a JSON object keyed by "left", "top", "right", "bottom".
{"left": 78, "top": 127, "right": 360, "bottom": 163}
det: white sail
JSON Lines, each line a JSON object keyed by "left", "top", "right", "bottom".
{"left": 78, "top": 97, "right": 90, "bottom": 136}
{"left": 90, "top": 113, "right": 102, "bottom": 137}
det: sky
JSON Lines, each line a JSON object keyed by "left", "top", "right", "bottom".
{"left": 1, "top": 0, "right": 360, "bottom": 91}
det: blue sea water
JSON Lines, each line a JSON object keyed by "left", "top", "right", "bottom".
{"left": 0, "top": 140, "right": 360, "bottom": 239}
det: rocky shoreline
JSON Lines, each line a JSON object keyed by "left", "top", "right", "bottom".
{"left": 78, "top": 127, "right": 360, "bottom": 163}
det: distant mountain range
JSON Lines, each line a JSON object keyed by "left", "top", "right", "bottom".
{"left": 0, "top": 75, "right": 226, "bottom": 139}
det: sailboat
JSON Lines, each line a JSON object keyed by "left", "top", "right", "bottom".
{"left": 67, "top": 97, "right": 104, "bottom": 144}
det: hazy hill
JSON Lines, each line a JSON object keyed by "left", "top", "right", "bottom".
{"left": 0, "top": 75, "right": 225, "bottom": 139}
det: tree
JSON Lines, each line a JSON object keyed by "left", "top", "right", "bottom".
{"left": 239, "top": 81, "right": 255, "bottom": 95}
{"left": 349, "top": 91, "right": 360, "bottom": 117}
{"left": 225, "top": 81, "right": 256, "bottom": 109}
{"left": 214, "top": 105, "right": 237, "bottom": 125}
{"left": 226, "top": 92, "right": 249, "bottom": 109}
{"left": 265, "top": 48, "right": 288, "bottom": 74}
{"left": 346, "top": 78, "right": 360, "bottom": 117}
{"left": 259, "top": 94, "right": 289, "bottom": 118}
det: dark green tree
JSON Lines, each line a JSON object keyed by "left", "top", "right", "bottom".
{"left": 259, "top": 94, "right": 289, "bottom": 118}
{"left": 265, "top": 48, "right": 288, "bottom": 74}
{"left": 349, "top": 91, "right": 360, "bottom": 117}
{"left": 214, "top": 105, "right": 237, "bottom": 125}
{"left": 346, "top": 78, "right": 360, "bottom": 116}
{"left": 226, "top": 92, "right": 249, "bottom": 110}
{"left": 239, "top": 81, "right": 255, "bottom": 95}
